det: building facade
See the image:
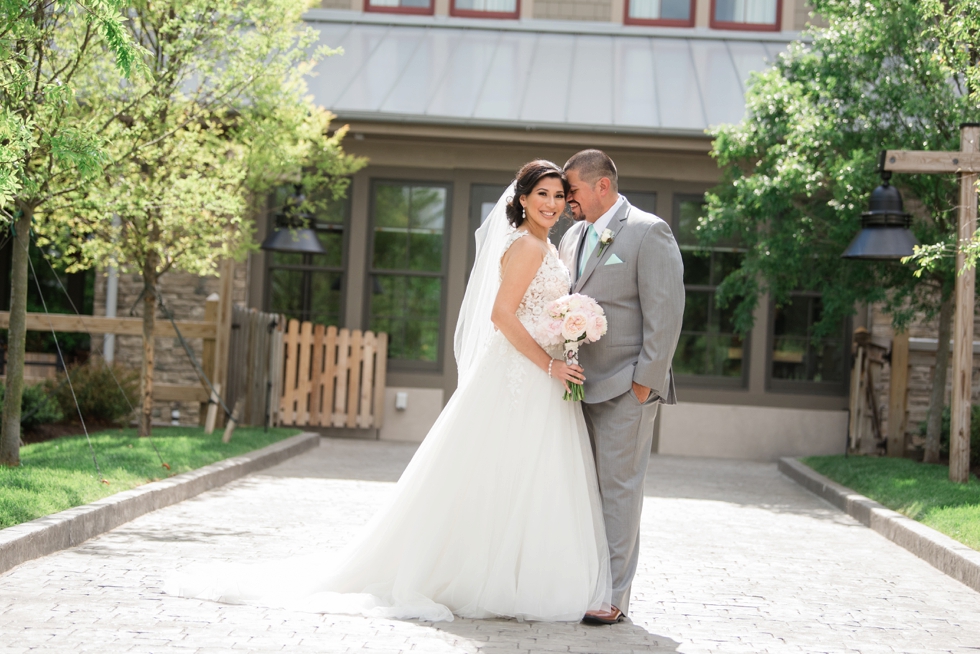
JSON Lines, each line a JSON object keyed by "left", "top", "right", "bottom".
{"left": 97, "top": 0, "right": 857, "bottom": 458}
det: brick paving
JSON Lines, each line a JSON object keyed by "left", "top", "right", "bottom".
{"left": 2, "top": 437, "right": 979, "bottom": 653}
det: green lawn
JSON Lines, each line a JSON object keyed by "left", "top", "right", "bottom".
{"left": 802, "top": 455, "right": 980, "bottom": 551}
{"left": 0, "top": 426, "right": 301, "bottom": 529}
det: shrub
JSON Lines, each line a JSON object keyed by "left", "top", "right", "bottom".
{"left": 0, "top": 382, "right": 64, "bottom": 429}
{"left": 46, "top": 363, "right": 139, "bottom": 425}
{"left": 918, "top": 405, "right": 980, "bottom": 467}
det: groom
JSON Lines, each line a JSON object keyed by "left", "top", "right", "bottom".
{"left": 558, "top": 150, "right": 684, "bottom": 624}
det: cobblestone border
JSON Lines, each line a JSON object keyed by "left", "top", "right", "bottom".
{"left": 779, "top": 457, "right": 980, "bottom": 594}
{"left": 0, "top": 431, "right": 319, "bottom": 576}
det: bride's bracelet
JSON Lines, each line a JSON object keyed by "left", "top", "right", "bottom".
{"left": 548, "top": 359, "right": 555, "bottom": 378}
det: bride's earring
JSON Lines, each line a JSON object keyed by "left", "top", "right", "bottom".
{"left": 522, "top": 206, "right": 526, "bottom": 221}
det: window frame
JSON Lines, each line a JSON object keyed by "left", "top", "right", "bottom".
{"left": 263, "top": 193, "right": 350, "bottom": 328}
{"left": 709, "top": 0, "right": 781, "bottom": 32}
{"left": 450, "top": 0, "right": 520, "bottom": 19}
{"left": 766, "top": 291, "right": 850, "bottom": 396}
{"left": 671, "top": 193, "right": 750, "bottom": 390}
{"left": 363, "top": 0, "right": 435, "bottom": 15}
{"left": 364, "top": 178, "right": 453, "bottom": 373}
{"left": 624, "top": 0, "right": 696, "bottom": 28}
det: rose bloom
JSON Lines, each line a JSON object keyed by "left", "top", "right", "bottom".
{"left": 585, "top": 314, "right": 607, "bottom": 342}
{"left": 568, "top": 296, "right": 583, "bottom": 311}
{"left": 562, "top": 311, "right": 588, "bottom": 340}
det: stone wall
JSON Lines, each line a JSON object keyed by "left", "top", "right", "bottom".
{"left": 92, "top": 262, "right": 249, "bottom": 426}
{"left": 867, "top": 303, "right": 980, "bottom": 453}
{"left": 533, "top": 0, "right": 611, "bottom": 22}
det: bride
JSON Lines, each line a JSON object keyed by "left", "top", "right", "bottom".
{"left": 166, "top": 160, "right": 612, "bottom": 622}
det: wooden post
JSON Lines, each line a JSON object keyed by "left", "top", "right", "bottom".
{"left": 848, "top": 332, "right": 866, "bottom": 453}
{"left": 199, "top": 293, "right": 219, "bottom": 426}
{"left": 204, "top": 382, "right": 222, "bottom": 435}
{"left": 887, "top": 331, "right": 910, "bottom": 457}
{"left": 951, "top": 124, "right": 979, "bottom": 484}
{"left": 213, "top": 260, "right": 235, "bottom": 429}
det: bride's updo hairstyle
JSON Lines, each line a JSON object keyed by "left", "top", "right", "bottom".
{"left": 506, "top": 160, "right": 569, "bottom": 228}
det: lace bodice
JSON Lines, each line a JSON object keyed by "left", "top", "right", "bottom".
{"left": 500, "top": 230, "right": 570, "bottom": 357}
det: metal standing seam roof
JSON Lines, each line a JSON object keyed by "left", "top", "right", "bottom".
{"left": 303, "top": 11, "right": 794, "bottom": 138}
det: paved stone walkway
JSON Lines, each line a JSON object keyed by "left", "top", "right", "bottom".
{"left": 2, "top": 438, "right": 980, "bottom": 654}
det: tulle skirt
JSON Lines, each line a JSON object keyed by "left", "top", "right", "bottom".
{"left": 165, "top": 332, "right": 612, "bottom": 622}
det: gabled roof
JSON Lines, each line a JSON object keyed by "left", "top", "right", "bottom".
{"left": 304, "top": 10, "right": 794, "bottom": 138}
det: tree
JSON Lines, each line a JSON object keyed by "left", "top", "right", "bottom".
{"left": 703, "top": 0, "right": 980, "bottom": 462}
{"left": 39, "top": 0, "right": 364, "bottom": 436}
{"left": 0, "top": 0, "right": 143, "bottom": 466}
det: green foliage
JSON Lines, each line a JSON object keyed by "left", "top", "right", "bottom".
{"left": 803, "top": 455, "right": 980, "bottom": 550}
{"left": 39, "top": 0, "right": 366, "bottom": 282}
{"left": 0, "top": 381, "right": 63, "bottom": 429}
{"left": 917, "top": 405, "right": 980, "bottom": 468}
{"left": 0, "top": 426, "right": 301, "bottom": 528}
{"left": 0, "top": 0, "right": 145, "bottom": 216}
{"left": 705, "top": 0, "right": 979, "bottom": 338}
{"left": 46, "top": 362, "right": 138, "bottom": 425}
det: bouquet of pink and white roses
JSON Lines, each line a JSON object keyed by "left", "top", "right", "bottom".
{"left": 538, "top": 294, "right": 607, "bottom": 401}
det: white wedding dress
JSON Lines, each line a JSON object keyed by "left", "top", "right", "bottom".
{"left": 166, "top": 226, "right": 612, "bottom": 623}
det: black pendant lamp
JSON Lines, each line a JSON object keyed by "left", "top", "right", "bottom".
{"left": 260, "top": 189, "right": 326, "bottom": 255}
{"left": 842, "top": 172, "right": 918, "bottom": 260}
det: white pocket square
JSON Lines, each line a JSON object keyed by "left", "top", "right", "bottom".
{"left": 604, "top": 254, "right": 624, "bottom": 265}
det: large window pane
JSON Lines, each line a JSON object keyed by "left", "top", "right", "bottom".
{"left": 369, "top": 181, "right": 450, "bottom": 365}
{"left": 266, "top": 188, "right": 348, "bottom": 326}
{"left": 454, "top": 0, "right": 517, "bottom": 12}
{"left": 771, "top": 295, "right": 847, "bottom": 385}
{"left": 370, "top": 276, "right": 442, "bottom": 362}
{"left": 373, "top": 183, "right": 445, "bottom": 273}
{"left": 629, "top": 0, "right": 692, "bottom": 21}
{"left": 367, "top": 0, "right": 432, "bottom": 8}
{"left": 714, "top": 0, "right": 778, "bottom": 25}
{"left": 673, "top": 196, "right": 745, "bottom": 382}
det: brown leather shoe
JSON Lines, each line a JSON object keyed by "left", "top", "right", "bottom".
{"left": 582, "top": 605, "right": 625, "bottom": 625}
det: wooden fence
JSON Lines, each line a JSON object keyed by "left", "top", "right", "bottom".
{"left": 277, "top": 321, "right": 387, "bottom": 429}
{"left": 225, "top": 305, "right": 285, "bottom": 427}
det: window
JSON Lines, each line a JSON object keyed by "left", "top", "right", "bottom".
{"left": 364, "top": 0, "right": 433, "bottom": 15}
{"left": 711, "top": 0, "right": 780, "bottom": 30}
{"left": 266, "top": 189, "right": 347, "bottom": 326}
{"left": 451, "top": 0, "right": 519, "bottom": 18}
{"left": 671, "top": 195, "right": 747, "bottom": 385}
{"left": 770, "top": 293, "right": 848, "bottom": 394}
{"left": 368, "top": 181, "right": 451, "bottom": 367}
{"left": 468, "top": 184, "right": 508, "bottom": 278}
{"left": 625, "top": 0, "right": 695, "bottom": 27}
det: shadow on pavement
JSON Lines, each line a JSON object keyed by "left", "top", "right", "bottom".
{"left": 430, "top": 616, "right": 681, "bottom": 653}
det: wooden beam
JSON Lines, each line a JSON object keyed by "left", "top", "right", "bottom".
{"left": 882, "top": 150, "right": 980, "bottom": 174}
{"left": 950, "top": 125, "right": 979, "bottom": 484}
{"left": 0, "top": 312, "right": 216, "bottom": 338}
{"left": 886, "top": 332, "right": 909, "bottom": 457}
{"left": 153, "top": 383, "right": 209, "bottom": 403}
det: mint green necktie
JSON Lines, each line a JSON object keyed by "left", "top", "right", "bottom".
{"left": 579, "top": 224, "right": 599, "bottom": 278}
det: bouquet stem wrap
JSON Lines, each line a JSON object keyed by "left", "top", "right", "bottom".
{"left": 563, "top": 346, "right": 585, "bottom": 402}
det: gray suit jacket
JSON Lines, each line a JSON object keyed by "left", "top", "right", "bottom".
{"left": 558, "top": 199, "right": 684, "bottom": 405}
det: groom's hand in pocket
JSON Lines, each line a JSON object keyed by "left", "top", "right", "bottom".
{"left": 632, "top": 381, "right": 651, "bottom": 404}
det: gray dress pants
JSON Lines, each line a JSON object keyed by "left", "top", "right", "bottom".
{"left": 582, "top": 389, "right": 659, "bottom": 614}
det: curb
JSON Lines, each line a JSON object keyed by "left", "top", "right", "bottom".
{"left": 0, "top": 431, "right": 319, "bottom": 576}
{"left": 779, "top": 457, "right": 980, "bottom": 594}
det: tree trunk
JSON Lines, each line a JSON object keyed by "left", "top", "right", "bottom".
{"left": 925, "top": 295, "right": 954, "bottom": 463}
{"left": 0, "top": 207, "right": 32, "bottom": 466}
{"left": 139, "top": 255, "right": 159, "bottom": 437}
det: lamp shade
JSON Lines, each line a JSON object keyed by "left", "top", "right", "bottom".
{"left": 260, "top": 227, "right": 326, "bottom": 254}
{"left": 842, "top": 180, "right": 918, "bottom": 260}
